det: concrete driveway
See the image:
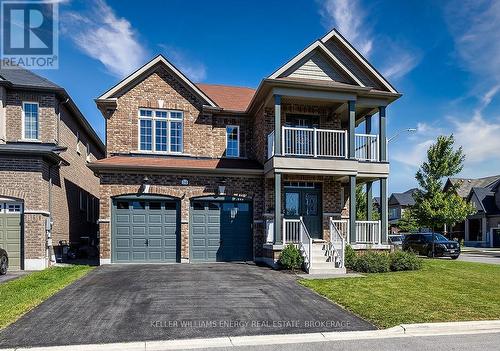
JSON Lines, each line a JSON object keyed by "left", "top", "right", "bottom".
{"left": 0, "top": 270, "right": 30, "bottom": 284}
{"left": 0, "top": 263, "right": 373, "bottom": 348}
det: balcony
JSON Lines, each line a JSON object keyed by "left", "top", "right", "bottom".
{"left": 267, "top": 127, "right": 379, "bottom": 161}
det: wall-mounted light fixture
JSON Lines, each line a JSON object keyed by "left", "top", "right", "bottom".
{"left": 218, "top": 185, "right": 226, "bottom": 196}
{"left": 140, "top": 175, "right": 150, "bottom": 193}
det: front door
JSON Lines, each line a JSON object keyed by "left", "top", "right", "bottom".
{"left": 284, "top": 185, "right": 322, "bottom": 239}
{"left": 493, "top": 229, "right": 500, "bottom": 248}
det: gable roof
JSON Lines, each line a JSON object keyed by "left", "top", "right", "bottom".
{"left": 448, "top": 175, "right": 500, "bottom": 198}
{"left": 97, "top": 55, "right": 217, "bottom": 107}
{"left": 468, "top": 187, "right": 500, "bottom": 215}
{"left": 390, "top": 188, "right": 418, "bottom": 207}
{"left": 196, "top": 83, "right": 255, "bottom": 112}
{"left": 321, "top": 29, "right": 398, "bottom": 94}
{"left": 268, "top": 40, "right": 365, "bottom": 87}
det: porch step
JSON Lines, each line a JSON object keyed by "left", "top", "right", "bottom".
{"left": 308, "top": 267, "right": 346, "bottom": 275}
{"left": 310, "top": 261, "right": 337, "bottom": 269}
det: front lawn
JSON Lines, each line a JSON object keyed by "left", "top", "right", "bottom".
{"left": 299, "top": 259, "right": 500, "bottom": 328}
{"left": 0, "top": 265, "right": 94, "bottom": 329}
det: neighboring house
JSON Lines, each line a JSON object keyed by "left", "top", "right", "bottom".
{"left": 388, "top": 188, "right": 417, "bottom": 233}
{"left": 89, "top": 29, "right": 401, "bottom": 273}
{"left": 0, "top": 67, "right": 105, "bottom": 270}
{"left": 444, "top": 176, "right": 500, "bottom": 247}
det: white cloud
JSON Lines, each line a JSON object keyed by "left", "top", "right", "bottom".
{"left": 318, "top": 0, "right": 419, "bottom": 80}
{"left": 61, "top": 0, "right": 147, "bottom": 77}
{"left": 446, "top": 0, "right": 500, "bottom": 83}
{"left": 319, "top": 0, "right": 373, "bottom": 57}
{"left": 450, "top": 115, "right": 500, "bottom": 163}
{"left": 158, "top": 45, "right": 207, "bottom": 82}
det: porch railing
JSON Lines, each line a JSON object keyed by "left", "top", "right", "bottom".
{"left": 355, "top": 220, "right": 381, "bottom": 244}
{"left": 330, "top": 219, "right": 381, "bottom": 245}
{"left": 283, "top": 217, "right": 312, "bottom": 270}
{"left": 266, "top": 128, "right": 379, "bottom": 161}
{"left": 355, "top": 134, "right": 379, "bottom": 161}
{"left": 329, "top": 217, "right": 346, "bottom": 268}
{"left": 267, "top": 131, "right": 275, "bottom": 159}
{"left": 282, "top": 126, "right": 347, "bottom": 158}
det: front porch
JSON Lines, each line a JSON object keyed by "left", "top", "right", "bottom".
{"left": 261, "top": 174, "right": 390, "bottom": 274}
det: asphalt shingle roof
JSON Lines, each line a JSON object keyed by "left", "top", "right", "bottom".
{"left": 449, "top": 175, "right": 500, "bottom": 198}
{"left": 469, "top": 187, "right": 500, "bottom": 215}
{"left": 0, "top": 67, "right": 62, "bottom": 90}
{"left": 391, "top": 188, "right": 418, "bottom": 206}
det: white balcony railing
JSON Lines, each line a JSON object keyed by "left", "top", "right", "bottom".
{"left": 282, "top": 127, "right": 347, "bottom": 158}
{"left": 355, "top": 134, "right": 379, "bottom": 162}
{"left": 266, "top": 128, "right": 379, "bottom": 161}
{"left": 330, "top": 219, "right": 381, "bottom": 245}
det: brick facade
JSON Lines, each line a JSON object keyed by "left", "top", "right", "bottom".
{"left": 98, "top": 173, "right": 264, "bottom": 260}
{"left": 0, "top": 88, "right": 104, "bottom": 270}
{"left": 97, "top": 64, "right": 352, "bottom": 264}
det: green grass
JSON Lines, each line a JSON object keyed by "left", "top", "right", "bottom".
{"left": 0, "top": 265, "right": 94, "bottom": 329}
{"left": 299, "top": 260, "right": 500, "bottom": 328}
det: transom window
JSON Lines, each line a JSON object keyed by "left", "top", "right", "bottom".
{"left": 139, "top": 109, "right": 183, "bottom": 153}
{"left": 226, "top": 125, "right": 239, "bottom": 158}
{"left": 23, "top": 102, "right": 39, "bottom": 140}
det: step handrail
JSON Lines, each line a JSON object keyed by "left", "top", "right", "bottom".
{"left": 329, "top": 217, "right": 346, "bottom": 268}
{"left": 299, "top": 217, "right": 312, "bottom": 271}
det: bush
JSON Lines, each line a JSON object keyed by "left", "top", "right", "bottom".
{"left": 344, "top": 244, "right": 357, "bottom": 269}
{"left": 278, "top": 244, "right": 304, "bottom": 270}
{"left": 389, "top": 250, "right": 422, "bottom": 271}
{"left": 354, "top": 251, "right": 390, "bottom": 273}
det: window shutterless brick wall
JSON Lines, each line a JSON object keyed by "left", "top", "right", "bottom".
{"left": 0, "top": 88, "right": 104, "bottom": 267}
{"left": 106, "top": 66, "right": 256, "bottom": 159}
{"left": 98, "top": 173, "right": 265, "bottom": 260}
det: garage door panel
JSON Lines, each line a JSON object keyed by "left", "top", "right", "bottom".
{"left": 192, "top": 214, "right": 207, "bottom": 224}
{"left": 0, "top": 210, "right": 22, "bottom": 270}
{"left": 112, "top": 199, "right": 179, "bottom": 263}
{"left": 115, "top": 238, "right": 131, "bottom": 248}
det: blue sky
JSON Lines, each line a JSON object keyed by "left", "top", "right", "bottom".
{"left": 39, "top": 0, "right": 500, "bottom": 194}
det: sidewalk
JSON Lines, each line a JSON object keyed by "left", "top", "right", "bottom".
{"left": 3, "top": 320, "right": 500, "bottom": 351}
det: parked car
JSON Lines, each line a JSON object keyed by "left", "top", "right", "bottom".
{"left": 402, "top": 233, "right": 460, "bottom": 259}
{"left": 0, "top": 248, "right": 8, "bottom": 275}
{"left": 388, "top": 234, "right": 404, "bottom": 248}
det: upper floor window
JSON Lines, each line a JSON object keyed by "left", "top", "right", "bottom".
{"left": 23, "top": 102, "right": 39, "bottom": 140}
{"left": 139, "top": 109, "right": 183, "bottom": 153}
{"left": 226, "top": 125, "right": 239, "bottom": 158}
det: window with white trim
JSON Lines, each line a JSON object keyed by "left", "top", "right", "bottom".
{"left": 138, "top": 109, "right": 183, "bottom": 153}
{"left": 23, "top": 102, "right": 39, "bottom": 140}
{"left": 226, "top": 125, "right": 239, "bottom": 158}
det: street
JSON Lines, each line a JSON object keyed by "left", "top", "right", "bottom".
{"left": 190, "top": 332, "right": 500, "bottom": 351}
{"left": 458, "top": 248, "right": 500, "bottom": 265}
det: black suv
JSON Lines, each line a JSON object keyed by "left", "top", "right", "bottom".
{"left": 402, "top": 233, "right": 460, "bottom": 259}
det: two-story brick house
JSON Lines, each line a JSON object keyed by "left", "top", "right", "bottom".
{"left": 90, "top": 29, "right": 400, "bottom": 273}
{"left": 0, "top": 67, "right": 105, "bottom": 270}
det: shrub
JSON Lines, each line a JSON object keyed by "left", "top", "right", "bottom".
{"left": 344, "top": 244, "right": 357, "bottom": 269}
{"left": 278, "top": 244, "right": 304, "bottom": 270}
{"left": 389, "top": 250, "right": 422, "bottom": 271}
{"left": 354, "top": 251, "right": 390, "bottom": 273}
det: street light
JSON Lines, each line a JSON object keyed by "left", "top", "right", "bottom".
{"left": 387, "top": 128, "right": 417, "bottom": 143}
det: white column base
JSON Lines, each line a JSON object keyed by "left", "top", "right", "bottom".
{"left": 181, "top": 258, "right": 190, "bottom": 263}
{"left": 24, "top": 258, "right": 48, "bottom": 270}
{"left": 100, "top": 258, "right": 111, "bottom": 265}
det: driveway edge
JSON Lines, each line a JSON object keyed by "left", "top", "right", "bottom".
{"left": 5, "top": 320, "right": 500, "bottom": 351}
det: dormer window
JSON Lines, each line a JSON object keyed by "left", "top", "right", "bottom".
{"left": 22, "top": 102, "right": 39, "bottom": 140}
{"left": 139, "top": 109, "right": 183, "bottom": 153}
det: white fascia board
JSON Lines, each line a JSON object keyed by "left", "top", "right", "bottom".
{"left": 321, "top": 30, "right": 398, "bottom": 94}
{"left": 97, "top": 55, "right": 218, "bottom": 107}
{"left": 268, "top": 40, "right": 365, "bottom": 88}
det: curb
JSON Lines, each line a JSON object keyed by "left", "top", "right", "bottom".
{"left": 4, "top": 320, "right": 500, "bottom": 351}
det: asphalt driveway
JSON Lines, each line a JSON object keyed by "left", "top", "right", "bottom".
{"left": 0, "top": 263, "right": 373, "bottom": 348}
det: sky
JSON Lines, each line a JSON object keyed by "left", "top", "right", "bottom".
{"left": 36, "top": 0, "right": 500, "bottom": 195}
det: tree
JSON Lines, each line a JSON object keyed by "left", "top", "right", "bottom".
{"left": 356, "top": 185, "right": 380, "bottom": 221}
{"left": 413, "top": 135, "right": 475, "bottom": 235}
{"left": 397, "top": 208, "right": 419, "bottom": 233}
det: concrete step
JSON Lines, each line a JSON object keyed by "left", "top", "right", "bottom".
{"left": 310, "top": 261, "right": 337, "bottom": 269}
{"left": 307, "top": 267, "right": 346, "bottom": 275}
